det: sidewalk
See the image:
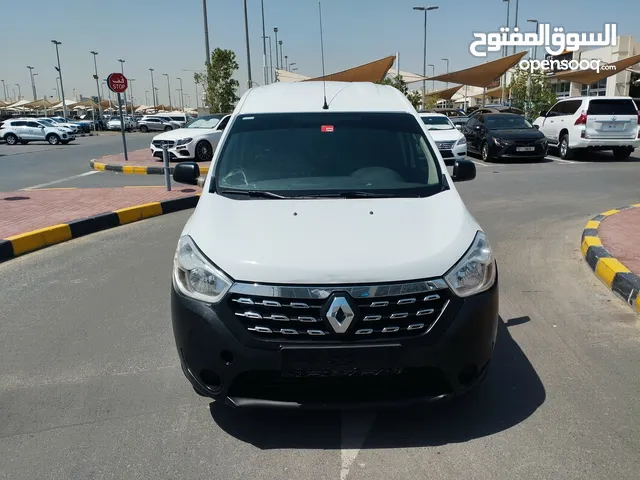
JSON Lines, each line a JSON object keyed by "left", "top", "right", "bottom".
{"left": 581, "top": 204, "right": 640, "bottom": 312}
{"left": 0, "top": 186, "right": 201, "bottom": 261}
{"left": 91, "top": 149, "right": 211, "bottom": 175}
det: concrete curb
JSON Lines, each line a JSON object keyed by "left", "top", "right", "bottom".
{"left": 581, "top": 204, "right": 640, "bottom": 313}
{"left": 0, "top": 195, "right": 200, "bottom": 263}
{"left": 90, "top": 159, "right": 210, "bottom": 175}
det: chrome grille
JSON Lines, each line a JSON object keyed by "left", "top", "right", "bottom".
{"left": 226, "top": 280, "right": 451, "bottom": 342}
{"left": 436, "top": 141, "right": 455, "bottom": 149}
{"left": 152, "top": 140, "right": 175, "bottom": 148}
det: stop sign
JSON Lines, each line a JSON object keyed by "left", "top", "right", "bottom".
{"left": 107, "top": 72, "right": 128, "bottom": 93}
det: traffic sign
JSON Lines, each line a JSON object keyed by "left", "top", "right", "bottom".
{"left": 107, "top": 72, "right": 128, "bottom": 93}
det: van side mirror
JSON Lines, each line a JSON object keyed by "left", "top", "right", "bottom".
{"left": 173, "top": 162, "right": 200, "bottom": 185}
{"left": 452, "top": 159, "right": 476, "bottom": 182}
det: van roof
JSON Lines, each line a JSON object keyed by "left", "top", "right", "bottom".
{"left": 236, "top": 81, "right": 413, "bottom": 115}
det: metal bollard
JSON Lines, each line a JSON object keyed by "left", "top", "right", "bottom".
{"left": 162, "top": 144, "right": 172, "bottom": 191}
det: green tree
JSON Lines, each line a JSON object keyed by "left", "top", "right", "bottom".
{"left": 508, "top": 66, "right": 557, "bottom": 120}
{"left": 377, "top": 75, "right": 422, "bottom": 109}
{"left": 199, "top": 48, "right": 240, "bottom": 113}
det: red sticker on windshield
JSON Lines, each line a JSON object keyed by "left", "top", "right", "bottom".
{"left": 321, "top": 125, "right": 334, "bottom": 132}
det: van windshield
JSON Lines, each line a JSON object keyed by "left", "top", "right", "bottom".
{"left": 214, "top": 112, "right": 444, "bottom": 198}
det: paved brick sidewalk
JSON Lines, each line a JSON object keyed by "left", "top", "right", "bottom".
{"left": 598, "top": 206, "right": 640, "bottom": 275}
{"left": 0, "top": 187, "right": 201, "bottom": 239}
{"left": 96, "top": 148, "right": 212, "bottom": 169}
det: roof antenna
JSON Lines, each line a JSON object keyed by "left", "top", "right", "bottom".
{"left": 318, "top": 1, "right": 329, "bottom": 110}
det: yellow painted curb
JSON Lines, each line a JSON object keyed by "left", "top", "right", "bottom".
{"left": 585, "top": 220, "right": 600, "bottom": 230}
{"left": 115, "top": 202, "right": 164, "bottom": 224}
{"left": 581, "top": 236, "right": 601, "bottom": 257}
{"left": 6, "top": 224, "right": 73, "bottom": 256}
{"left": 93, "top": 162, "right": 106, "bottom": 171}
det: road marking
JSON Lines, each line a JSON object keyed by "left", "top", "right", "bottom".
{"left": 21, "top": 170, "right": 101, "bottom": 190}
{"left": 340, "top": 410, "right": 376, "bottom": 480}
{"left": 32, "top": 187, "right": 77, "bottom": 191}
{"left": 549, "top": 156, "right": 578, "bottom": 164}
{"left": 470, "top": 160, "right": 489, "bottom": 167}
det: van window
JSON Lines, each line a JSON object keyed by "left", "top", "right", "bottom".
{"left": 215, "top": 112, "right": 443, "bottom": 198}
{"left": 587, "top": 99, "right": 637, "bottom": 115}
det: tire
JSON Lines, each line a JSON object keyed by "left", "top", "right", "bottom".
{"left": 164, "top": 126, "right": 173, "bottom": 132}
{"left": 195, "top": 140, "right": 213, "bottom": 162}
{"left": 47, "top": 133, "right": 60, "bottom": 145}
{"left": 558, "top": 134, "right": 574, "bottom": 160}
{"left": 140, "top": 125, "right": 148, "bottom": 133}
{"left": 4, "top": 133, "right": 18, "bottom": 145}
{"left": 481, "top": 141, "right": 492, "bottom": 162}
{"left": 612, "top": 147, "right": 632, "bottom": 160}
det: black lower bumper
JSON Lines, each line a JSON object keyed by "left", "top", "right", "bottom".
{"left": 171, "top": 280, "right": 499, "bottom": 409}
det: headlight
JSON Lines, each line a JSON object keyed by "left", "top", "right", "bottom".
{"left": 176, "top": 137, "right": 193, "bottom": 146}
{"left": 493, "top": 137, "right": 504, "bottom": 146}
{"left": 444, "top": 231, "right": 496, "bottom": 297}
{"left": 456, "top": 136, "right": 467, "bottom": 146}
{"left": 172, "top": 235, "right": 232, "bottom": 303}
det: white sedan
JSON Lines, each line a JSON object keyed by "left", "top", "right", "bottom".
{"left": 150, "top": 114, "right": 231, "bottom": 162}
{"left": 419, "top": 112, "right": 467, "bottom": 165}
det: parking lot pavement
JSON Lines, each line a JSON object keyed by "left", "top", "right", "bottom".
{"left": 1, "top": 156, "right": 640, "bottom": 479}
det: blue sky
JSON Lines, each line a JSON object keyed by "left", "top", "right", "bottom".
{"left": 2, "top": 0, "right": 638, "bottom": 106}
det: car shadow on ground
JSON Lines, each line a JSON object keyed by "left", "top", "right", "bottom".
{"left": 567, "top": 150, "right": 640, "bottom": 163}
{"left": 209, "top": 316, "right": 545, "bottom": 449}
{"left": 467, "top": 151, "right": 553, "bottom": 164}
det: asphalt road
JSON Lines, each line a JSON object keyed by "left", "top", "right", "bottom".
{"left": 1, "top": 156, "right": 640, "bottom": 479}
{"left": 0, "top": 133, "right": 159, "bottom": 191}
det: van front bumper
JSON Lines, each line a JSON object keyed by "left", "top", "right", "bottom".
{"left": 171, "top": 278, "right": 499, "bottom": 409}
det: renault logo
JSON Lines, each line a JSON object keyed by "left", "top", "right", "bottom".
{"left": 325, "top": 296, "right": 355, "bottom": 334}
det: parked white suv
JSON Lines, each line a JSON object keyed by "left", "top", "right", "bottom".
{"left": 533, "top": 97, "right": 640, "bottom": 160}
{"left": 0, "top": 118, "right": 75, "bottom": 145}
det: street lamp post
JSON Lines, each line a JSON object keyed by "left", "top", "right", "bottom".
{"left": 1, "top": 79, "right": 6, "bottom": 101}
{"left": 129, "top": 78, "right": 136, "bottom": 114}
{"left": 263, "top": 36, "right": 274, "bottom": 83}
{"left": 15, "top": 84, "right": 21, "bottom": 101}
{"left": 118, "top": 59, "right": 130, "bottom": 116}
{"left": 51, "top": 40, "right": 68, "bottom": 119}
{"left": 279, "top": 40, "right": 284, "bottom": 72}
{"left": 27, "top": 66, "right": 37, "bottom": 100}
{"left": 274, "top": 28, "right": 279, "bottom": 70}
{"left": 149, "top": 69, "right": 157, "bottom": 110}
{"left": 162, "top": 74, "right": 172, "bottom": 110}
{"left": 145, "top": 90, "right": 149, "bottom": 105}
{"left": 285, "top": 55, "right": 288, "bottom": 71}
{"left": 176, "top": 77, "right": 184, "bottom": 111}
{"left": 527, "top": 19, "right": 539, "bottom": 59}
{"left": 427, "top": 63, "right": 435, "bottom": 91}
{"left": 154, "top": 87, "right": 159, "bottom": 107}
{"left": 33, "top": 73, "right": 39, "bottom": 100}
{"left": 502, "top": 0, "right": 511, "bottom": 103}
{"left": 441, "top": 58, "right": 449, "bottom": 89}
{"left": 413, "top": 5, "right": 439, "bottom": 109}
{"left": 243, "top": 0, "right": 253, "bottom": 90}
{"left": 512, "top": 0, "right": 520, "bottom": 56}
{"left": 90, "top": 51, "right": 104, "bottom": 127}
{"left": 261, "top": 0, "right": 268, "bottom": 85}
{"left": 202, "top": 0, "right": 211, "bottom": 65}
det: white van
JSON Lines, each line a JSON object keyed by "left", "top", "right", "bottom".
{"left": 534, "top": 96, "right": 640, "bottom": 160}
{"left": 169, "top": 81, "right": 499, "bottom": 408}
{"left": 150, "top": 112, "right": 188, "bottom": 127}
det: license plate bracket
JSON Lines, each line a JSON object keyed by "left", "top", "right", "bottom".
{"left": 279, "top": 345, "right": 402, "bottom": 377}
{"left": 516, "top": 146, "right": 535, "bottom": 152}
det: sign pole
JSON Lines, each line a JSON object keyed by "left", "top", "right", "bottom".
{"left": 117, "top": 92, "right": 129, "bottom": 161}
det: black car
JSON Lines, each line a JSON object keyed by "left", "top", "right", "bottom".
{"left": 463, "top": 113, "right": 548, "bottom": 162}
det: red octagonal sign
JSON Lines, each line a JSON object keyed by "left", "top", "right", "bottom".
{"left": 107, "top": 72, "right": 128, "bottom": 93}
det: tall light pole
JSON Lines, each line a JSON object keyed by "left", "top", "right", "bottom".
{"left": 145, "top": 90, "right": 149, "bottom": 105}
{"left": 33, "top": 73, "right": 39, "bottom": 100}
{"left": 279, "top": 40, "right": 284, "bottom": 72}
{"left": 285, "top": 55, "right": 289, "bottom": 71}
{"left": 176, "top": 77, "right": 184, "bottom": 111}
{"left": 149, "top": 68, "right": 157, "bottom": 110}
{"left": 90, "top": 51, "right": 104, "bottom": 125}
{"left": 118, "top": 59, "right": 129, "bottom": 115}
{"left": 154, "top": 87, "right": 159, "bottom": 107}
{"left": 274, "top": 28, "right": 279, "bottom": 70}
{"left": 27, "top": 66, "right": 37, "bottom": 100}
{"left": 202, "top": 0, "right": 211, "bottom": 65}
{"left": 502, "top": 0, "right": 511, "bottom": 104}
{"left": 162, "top": 74, "right": 172, "bottom": 110}
{"left": 15, "top": 84, "right": 21, "bottom": 101}
{"left": 263, "top": 36, "right": 274, "bottom": 83}
{"left": 1, "top": 79, "right": 6, "bottom": 101}
{"left": 428, "top": 63, "right": 435, "bottom": 91}
{"left": 512, "top": 0, "right": 520, "bottom": 56}
{"left": 527, "top": 19, "right": 539, "bottom": 59}
{"left": 51, "top": 40, "right": 68, "bottom": 119}
{"left": 243, "top": 0, "right": 252, "bottom": 90}
{"left": 261, "top": 0, "right": 268, "bottom": 85}
{"left": 441, "top": 58, "right": 449, "bottom": 89}
{"left": 129, "top": 78, "right": 136, "bottom": 113}
{"left": 413, "top": 5, "right": 439, "bottom": 109}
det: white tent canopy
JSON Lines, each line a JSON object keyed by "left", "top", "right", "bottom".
{"left": 52, "top": 99, "right": 78, "bottom": 109}
{"left": 7, "top": 99, "right": 31, "bottom": 108}
{"left": 386, "top": 68, "right": 428, "bottom": 84}
{"left": 274, "top": 69, "right": 311, "bottom": 83}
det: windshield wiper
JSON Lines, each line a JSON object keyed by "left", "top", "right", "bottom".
{"left": 218, "top": 188, "right": 287, "bottom": 199}
{"left": 295, "top": 191, "right": 396, "bottom": 198}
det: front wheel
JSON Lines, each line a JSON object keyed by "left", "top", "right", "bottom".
{"left": 47, "top": 134, "right": 60, "bottom": 145}
{"left": 481, "top": 141, "right": 492, "bottom": 162}
{"left": 195, "top": 140, "right": 213, "bottom": 162}
{"left": 612, "top": 147, "right": 632, "bottom": 160}
{"left": 140, "top": 125, "right": 148, "bottom": 133}
{"left": 164, "top": 126, "right": 173, "bottom": 132}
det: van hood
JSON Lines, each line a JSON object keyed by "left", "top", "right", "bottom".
{"left": 184, "top": 191, "right": 480, "bottom": 284}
